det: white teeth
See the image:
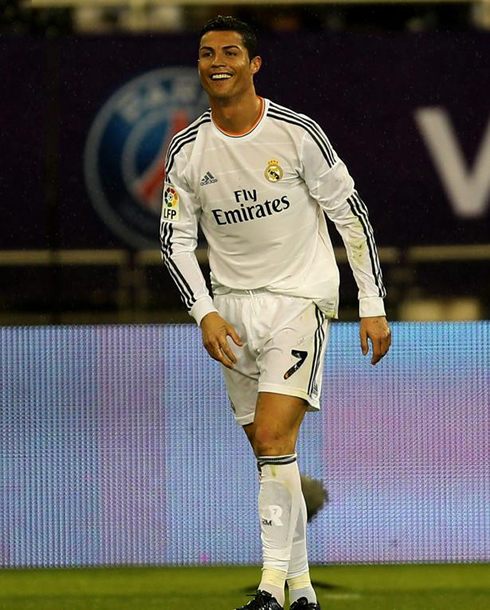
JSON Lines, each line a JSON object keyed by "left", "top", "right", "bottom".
{"left": 211, "top": 74, "right": 232, "bottom": 80}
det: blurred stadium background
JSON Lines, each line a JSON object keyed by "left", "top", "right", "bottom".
{"left": 1, "top": 1, "right": 489, "bottom": 609}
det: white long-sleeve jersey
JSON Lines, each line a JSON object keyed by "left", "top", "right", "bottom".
{"left": 160, "top": 98, "right": 386, "bottom": 325}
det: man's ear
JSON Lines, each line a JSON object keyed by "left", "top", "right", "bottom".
{"left": 250, "top": 56, "right": 262, "bottom": 75}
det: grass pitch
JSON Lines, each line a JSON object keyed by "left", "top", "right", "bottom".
{"left": 0, "top": 563, "right": 489, "bottom": 610}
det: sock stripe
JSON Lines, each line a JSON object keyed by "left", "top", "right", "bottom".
{"left": 258, "top": 454, "right": 297, "bottom": 467}
{"left": 259, "top": 457, "right": 297, "bottom": 466}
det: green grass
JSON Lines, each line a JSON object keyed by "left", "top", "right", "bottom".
{"left": 0, "top": 563, "right": 489, "bottom": 610}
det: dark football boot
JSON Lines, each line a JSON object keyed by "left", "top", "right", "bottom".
{"left": 289, "top": 597, "right": 321, "bottom": 610}
{"left": 234, "top": 590, "right": 283, "bottom": 610}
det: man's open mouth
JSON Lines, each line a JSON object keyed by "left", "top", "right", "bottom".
{"left": 211, "top": 74, "right": 232, "bottom": 80}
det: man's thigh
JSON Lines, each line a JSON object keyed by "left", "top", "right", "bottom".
{"left": 244, "top": 392, "right": 308, "bottom": 456}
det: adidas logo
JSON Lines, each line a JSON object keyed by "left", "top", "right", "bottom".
{"left": 200, "top": 171, "right": 218, "bottom": 186}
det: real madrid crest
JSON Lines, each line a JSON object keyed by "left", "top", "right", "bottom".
{"left": 264, "top": 159, "right": 283, "bottom": 183}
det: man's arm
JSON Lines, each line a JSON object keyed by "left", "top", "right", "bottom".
{"left": 160, "top": 175, "right": 216, "bottom": 325}
{"left": 160, "top": 146, "right": 242, "bottom": 369}
{"left": 300, "top": 123, "right": 391, "bottom": 363}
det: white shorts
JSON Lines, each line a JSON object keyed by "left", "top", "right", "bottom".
{"left": 214, "top": 290, "right": 331, "bottom": 426}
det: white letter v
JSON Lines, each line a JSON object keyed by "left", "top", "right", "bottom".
{"left": 415, "top": 107, "right": 490, "bottom": 218}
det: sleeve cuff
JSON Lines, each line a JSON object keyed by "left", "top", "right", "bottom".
{"left": 190, "top": 297, "right": 219, "bottom": 326}
{"left": 359, "top": 296, "right": 386, "bottom": 318}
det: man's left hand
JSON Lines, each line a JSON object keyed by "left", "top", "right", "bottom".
{"left": 360, "top": 316, "right": 392, "bottom": 365}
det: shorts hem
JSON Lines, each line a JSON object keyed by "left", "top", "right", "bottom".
{"left": 235, "top": 412, "right": 256, "bottom": 426}
{"left": 258, "top": 383, "right": 320, "bottom": 412}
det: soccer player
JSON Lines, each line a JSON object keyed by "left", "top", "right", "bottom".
{"left": 160, "top": 15, "right": 391, "bottom": 610}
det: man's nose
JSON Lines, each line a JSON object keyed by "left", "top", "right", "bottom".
{"left": 212, "top": 53, "right": 226, "bottom": 66}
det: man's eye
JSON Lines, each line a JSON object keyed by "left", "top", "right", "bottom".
{"left": 226, "top": 51, "right": 237, "bottom": 56}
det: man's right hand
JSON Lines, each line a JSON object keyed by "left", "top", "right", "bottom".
{"left": 200, "top": 312, "right": 243, "bottom": 369}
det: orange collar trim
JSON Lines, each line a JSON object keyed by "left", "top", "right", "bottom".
{"left": 213, "top": 97, "right": 265, "bottom": 138}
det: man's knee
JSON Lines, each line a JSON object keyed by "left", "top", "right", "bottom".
{"left": 252, "top": 425, "right": 294, "bottom": 457}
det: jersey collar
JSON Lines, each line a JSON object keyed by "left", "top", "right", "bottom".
{"left": 211, "top": 97, "right": 267, "bottom": 139}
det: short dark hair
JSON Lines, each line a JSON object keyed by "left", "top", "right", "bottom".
{"left": 199, "top": 15, "right": 259, "bottom": 61}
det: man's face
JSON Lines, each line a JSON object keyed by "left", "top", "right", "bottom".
{"left": 198, "top": 30, "right": 261, "bottom": 101}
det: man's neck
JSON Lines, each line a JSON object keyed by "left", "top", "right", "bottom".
{"left": 210, "top": 90, "right": 262, "bottom": 135}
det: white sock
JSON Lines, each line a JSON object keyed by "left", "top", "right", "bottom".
{"left": 288, "top": 573, "right": 317, "bottom": 605}
{"left": 257, "top": 454, "right": 301, "bottom": 607}
{"left": 287, "top": 494, "right": 317, "bottom": 604}
{"left": 259, "top": 568, "right": 287, "bottom": 607}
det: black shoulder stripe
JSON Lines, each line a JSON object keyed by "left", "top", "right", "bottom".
{"left": 269, "top": 101, "right": 332, "bottom": 147}
{"left": 165, "top": 127, "right": 207, "bottom": 177}
{"left": 165, "top": 115, "right": 211, "bottom": 160}
{"left": 268, "top": 103, "right": 336, "bottom": 167}
{"left": 165, "top": 114, "right": 211, "bottom": 175}
{"left": 166, "top": 110, "right": 210, "bottom": 148}
{"left": 268, "top": 109, "right": 335, "bottom": 169}
{"left": 166, "top": 113, "right": 211, "bottom": 161}
{"left": 269, "top": 105, "right": 336, "bottom": 166}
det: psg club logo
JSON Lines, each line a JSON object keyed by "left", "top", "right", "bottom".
{"left": 84, "top": 68, "right": 208, "bottom": 248}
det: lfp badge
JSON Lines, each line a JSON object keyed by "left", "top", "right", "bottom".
{"left": 84, "top": 68, "right": 208, "bottom": 248}
{"left": 162, "top": 185, "right": 179, "bottom": 222}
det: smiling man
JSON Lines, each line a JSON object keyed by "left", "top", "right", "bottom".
{"left": 160, "top": 15, "right": 391, "bottom": 610}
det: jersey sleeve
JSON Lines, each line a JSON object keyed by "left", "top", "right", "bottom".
{"left": 300, "top": 121, "right": 386, "bottom": 318}
{"left": 159, "top": 146, "right": 217, "bottom": 325}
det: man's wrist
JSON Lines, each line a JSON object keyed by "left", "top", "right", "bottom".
{"left": 199, "top": 311, "right": 220, "bottom": 327}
